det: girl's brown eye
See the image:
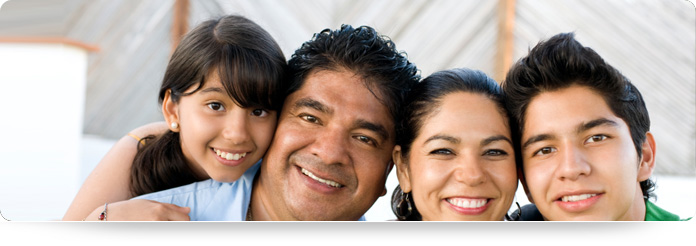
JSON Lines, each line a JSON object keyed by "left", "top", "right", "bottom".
{"left": 251, "top": 109, "right": 268, "bottom": 117}
{"left": 207, "top": 102, "right": 224, "bottom": 111}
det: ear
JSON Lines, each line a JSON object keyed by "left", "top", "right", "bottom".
{"left": 518, "top": 165, "right": 534, "bottom": 204}
{"left": 637, "top": 132, "right": 657, "bottom": 182}
{"left": 392, "top": 145, "right": 412, "bottom": 193}
{"left": 162, "top": 89, "right": 181, "bottom": 132}
{"left": 379, "top": 160, "right": 395, "bottom": 197}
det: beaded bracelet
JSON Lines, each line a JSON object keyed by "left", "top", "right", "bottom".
{"left": 98, "top": 203, "right": 108, "bottom": 221}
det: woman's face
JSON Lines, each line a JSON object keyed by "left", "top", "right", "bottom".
{"left": 395, "top": 92, "right": 517, "bottom": 221}
{"left": 164, "top": 69, "right": 277, "bottom": 182}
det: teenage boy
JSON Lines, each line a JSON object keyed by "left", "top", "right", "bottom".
{"left": 503, "top": 32, "right": 687, "bottom": 221}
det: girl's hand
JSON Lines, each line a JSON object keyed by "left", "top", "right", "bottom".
{"left": 83, "top": 199, "right": 190, "bottom": 221}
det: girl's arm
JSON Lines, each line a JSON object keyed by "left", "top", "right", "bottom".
{"left": 62, "top": 122, "right": 169, "bottom": 221}
{"left": 82, "top": 199, "right": 190, "bottom": 221}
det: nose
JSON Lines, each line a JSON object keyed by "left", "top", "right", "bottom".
{"left": 556, "top": 144, "right": 591, "bottom": 181}
{"left": 307, "top": 126, "right": 351, "bottom": 166}
{"left": 453, "top": 152, "right": 486, "bottom": 186}
{"left": 222, "top": 109, "right": 251, "bottom": 145}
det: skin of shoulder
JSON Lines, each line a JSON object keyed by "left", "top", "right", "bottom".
{"left": 62, "top": 121, "right": 169, "bottom": 220}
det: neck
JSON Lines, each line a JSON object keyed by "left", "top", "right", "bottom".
{"left": 249, "top": 171, "right": 272, "bottom": 221}
{"left": 618, "top": 184, "right": 647, "bottom": 221}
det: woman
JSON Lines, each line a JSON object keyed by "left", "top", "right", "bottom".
{"left": 391, "top": 68, "right": 519, "bottom": 221}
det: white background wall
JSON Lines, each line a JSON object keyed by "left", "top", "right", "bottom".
{"left": 0, "top": 43, "right": 87, "bottom": 221}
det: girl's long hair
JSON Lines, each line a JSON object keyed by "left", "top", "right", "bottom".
{"left": 129, "top": 15, "right": 288, "bottom": 196}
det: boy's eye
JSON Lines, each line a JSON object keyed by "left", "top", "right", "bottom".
{"left": 207, "top": 102, "right": 225, "bottom": 111}
{"left": 484, "top": 149, "right": 508, "bottom": 156}
{"left": 429, "top": 148, "right": 453, "bottom": 155}
{"left": 532, "top": 147, "right": 556, "bottom": 157}
{"left": 585, "top": 135, "right": 608, "bottom": 144}
{"left": 251, "top": 109, "right": 269, "bottom": 117}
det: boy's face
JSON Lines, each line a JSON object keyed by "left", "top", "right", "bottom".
{"left": 520, "top": 85, "right": 653, "bottom": 220}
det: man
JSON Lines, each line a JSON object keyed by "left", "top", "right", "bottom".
{"left": 503, "top": 32, "right": 686, "bottom": 221}
{"left": 125, "top": 25, "right": 419, "bottom": 221}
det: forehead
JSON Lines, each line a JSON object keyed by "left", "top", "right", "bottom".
{"left": 286, "top": 68, "right": 394, "bottom": 125}
{"left": 420, "top": 92, "right": 510, "bottom": 139}
{"left": 523, "top": 85, "right": 620, "bottom": 136}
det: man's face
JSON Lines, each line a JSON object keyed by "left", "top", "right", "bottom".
{"left": 260, "top": 68, "right": 395, "bottom": 220}
{"left": 521, "top": 85, "right": 651, "bottom": 220}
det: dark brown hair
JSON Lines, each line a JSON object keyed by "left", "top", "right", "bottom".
{"left": 391, "top": 68, "right": 514, "bottom": 220}
{"left": 129, "top": 15, "right": 287, "bottom": 196}
{"left": 502, "top": 32, "right": 654, "bottom": 199}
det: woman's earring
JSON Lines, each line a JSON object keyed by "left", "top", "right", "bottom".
{"left": 396, "top": 192, "right": 413, "bottom": 220}
{"left": 171, "top": 122, "right": 179, "bottom": 130}
{"left": 505, "top": 201, "right": 522, "bottom": 221}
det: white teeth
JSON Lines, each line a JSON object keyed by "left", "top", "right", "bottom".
{"left": 214, "top": 149, "right": 247, "bottom": 161}
{"left": 301, "top": 168, "right": 342, "bottom": 188}
{"left": 446, "top": 198, "right": 487, "bottom": 208}
{"left": 561, "top": 193, "right": 597, "bottom": 202}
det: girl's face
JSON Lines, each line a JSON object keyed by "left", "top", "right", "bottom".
{"left": 395, "top": 92, "right": 517, "bottom": 221}
{"left": 164, "top": 69, "right": 277, "bottom": 182}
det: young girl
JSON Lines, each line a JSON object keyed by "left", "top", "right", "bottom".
{"left": 62, "top": 15, "right": 287, "bottom": 221}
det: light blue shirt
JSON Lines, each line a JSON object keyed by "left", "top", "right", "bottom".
{"left": 133, "top": 161, "right": 260, "bottom": 221}
{"left": 134, "top": 160, "right": 366, "bottom": 221}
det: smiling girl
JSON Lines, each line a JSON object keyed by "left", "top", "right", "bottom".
{"left": 63, "top": 15, "right": 287, "bottom": 221}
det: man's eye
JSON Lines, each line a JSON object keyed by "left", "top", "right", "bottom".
{"left": 251, "top": 109, "right": 269, "bottom": 117}
{"left": 300, "top": 114, "right": 319, "bottom": 124}
{"left": 585, "top": 135, "right": 608, "bottom": 143}
{"left": 532, "top": 147, "right": 556, "bottom": 157}
{"left": 429, "top": 149, "right": 453, "bottom": 155}
{"left": 207, "top": 102, "right": 225, "bottom": 111}
{"left": 355, "top": 135, "right": 375, "bottom": 146}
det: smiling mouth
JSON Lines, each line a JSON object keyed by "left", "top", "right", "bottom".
{"left": 446, "top": 198, "right": 489, "bottom": 209}
{"left": 300, "top": 168, "right": 343, "bottom": 188}
{"left": 213, "top": 148, "right": 248, "bottom": 161}
{"left": 559, "top": 193, "right": 598, "bottom": 202}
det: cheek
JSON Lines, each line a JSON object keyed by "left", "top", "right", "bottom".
{"left": 523, "top": 163, "right": 548, "bottom": 195}
{"left": 251, "top": 119, "right": 278, "bottom": 152}
{"left": 409, "top": 159, "right": 448, "bottom": 198}
{"left": 489, "top": 160, "right": 518, "bottom": 194}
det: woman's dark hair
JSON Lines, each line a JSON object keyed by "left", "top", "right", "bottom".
{"left": 502, "top": 32, "right": 654, "bottom": 199}
{"left": 287, "top": 24, "right": 420, "bottom": 128}
{"left": 391, "top": 68, "right": 517, "bottom": 220}
{"left": 129, "top": 15, "right": 288, "bottom": 196}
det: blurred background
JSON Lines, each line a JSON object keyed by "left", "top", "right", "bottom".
{"left": 0, "top": 0, "right": 693, "bottom": 221}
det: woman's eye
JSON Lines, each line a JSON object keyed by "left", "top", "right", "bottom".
{"left": 484, "top": 149, "right": 508, "bottom": 156}
{"left": 532, "top": 147, "right": 556, "bottom": 157}
{"left": 300, "top": 114, "right": 320, "bottom": 124}
{"left": 207, "top": 102, "right": 225, "bottom": 111}
{"left": 429, "top": 148, "right": 453, "bottom": 155}
{"left": 251, "top": 109, "right": 269, "bottom": 117}
{"left": 585, "top": 135, "right": 608, "bottom": 143}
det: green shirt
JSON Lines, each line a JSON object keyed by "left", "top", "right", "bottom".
{"left": 644, "top": 200, "right": 691, "bottom": 221}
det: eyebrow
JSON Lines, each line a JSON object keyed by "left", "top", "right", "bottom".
{"left": 200, "top": 87, "right": 225, "bottom": 94}
{"left": 424, "top": 134, "right": 460, "bottom": 145}
{"left": 576, "top": 118, "right": 618, "bottom": 134}
{"left": 293, "top": 98, "right": 332, "bottom": 114}
{"left": 481, "top": 135, "right": 513, "bottom": 147}
{"left": 355, "top": 119, "right": 390, "bottom": 141}
{"left": 521, "top": 117, "right": 619, "bottom": 150}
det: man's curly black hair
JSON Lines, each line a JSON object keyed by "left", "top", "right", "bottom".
{"left": 287, "top": 24, "right": 421, "bottom": 127}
